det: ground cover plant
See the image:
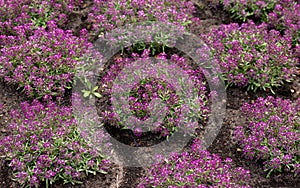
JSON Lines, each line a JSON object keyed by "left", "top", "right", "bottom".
{"left": 214, "top": 0, "right": 300, "bottom": 46}
{"left": 88, "top": 0, "right": 201, "bottom": 37}
{"left": 99, "top": 20, "right": 187, "bottom": 56}
{"left": 0, "top": 99, "right": 110, "bottom": 187}
{"left": 0, "top": 21, "right": 92, "bottom": 99}
{"left": 201, "top": 20, "right": 298, "bottom": 93}
{"left": 235, "top": 96, "right": 300, "bottom": 177}
{"left": 99, "top": 50, "right": 210, "bottom": 138}
{"left": 27, "top": 0, "right": 85, "bottom": 28}
{"left": 137, "top": 139, "right": 251, "bottom": 187}
{"left": 0, "top": 0, "right": 84, "bottom": 34}
{"left": 215, "top": 0, "right": 297, "bottom": 24}
{"left": 0, "top": 0, "right": 299, "bottom": 187}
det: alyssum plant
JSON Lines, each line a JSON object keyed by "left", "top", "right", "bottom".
{"left": 235, "top": 96, "right": 300, "bottom": 177}
{"left": 201, "top": 20, "right": 298, "bottom": 93}
{"left": 0, "top": 100, "right": 110, "bottom": 187}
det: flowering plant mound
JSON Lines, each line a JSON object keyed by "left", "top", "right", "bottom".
{"left": 217, "top": 0, "right": 300, "bottom": 46}
{"left": 0, "top": 100, "right": 110, "bottom": 187}
{"left": 128, "top": 77, "right": 181, "bottom": 137}
{"left": 201, "top": 21, "right": 298, "bottom": 93}
{"left": 100, "top": 21, "right": 186, "bottom": 56}
{"left": 100, "top": 50, "right": 209, "bottom": 138}
{"left": 0, "top": 0, "right": 33, "bottom": 37}
{"left": 0, "top": 0, "right": 84, "bottom": 35}
{"left": 0, "top": 21, "right": 92, "bottom": 99}
{"left": 88, "top": 0, "right": 200, "bottom": 37}
{"left": 89, "top": 0, "right": 201, "bottom": 56}
{"left": 235, "top": 96, "right": 300, "bottom": 177}
{"left": 137, "top": 139, "right": 251, "bottom": 187}
{"left": 218, "top": 0, "right": 277, "bottom": 22}
{"left": 27, "top": 0, "right": 85, "bottom": 28}
{"left": 268, "top": 1, "right": 300, "bottom": 46}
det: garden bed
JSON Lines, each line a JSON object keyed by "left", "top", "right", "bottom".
{"left": 0, "top": 0, "right": 299, "bottom": 187}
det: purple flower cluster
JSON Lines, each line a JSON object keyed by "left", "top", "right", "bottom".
{"left": 217, "top": 0, "right": 300, "bottom": 46}
{"left": 101, "top": 21, "right": 186, "bottom": 55}
{"left": 0, "top": 21, "right": 91, "bottom": 98}
{"left": 88, "top": 0, "right": 201, "bottom": 35}
{"left": 0, "top": 0, "right": 84, "bottom": 35}
{"left": 267, "top": 1, "right": 300, "bottom": 46}
{"left": 27, "top": 0, "right": 85, "bottom": 28}
{"left": 235, "top": 96, "right": 300, "bottom": 177}
{"left": 128, "top": 77, "right": 180, "bottom": 135}
{"left": 100, "top": 50, "right": 209, "bottom": 137}
{"left": 201, "top": 20, "right": 298, "bottom": 93}
{"left": 138, "top": 139, "right": 251, "bottom": 187}
{"left": 0, "top": 100, "right": 110, "bottom": 187}
{"left": 0, "top": 0, "right": 33, "bottom": 37}
{"left": 218, "top": 0, "right": 278, "bottom": 22}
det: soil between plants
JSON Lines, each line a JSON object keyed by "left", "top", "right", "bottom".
{"left": 0, "top": 0, "right": 300, "bottom": 187}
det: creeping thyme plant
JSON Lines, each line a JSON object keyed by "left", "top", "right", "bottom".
{"left": 0, "top": 0, "right": 106, "bottom": 101}
{"left": 235, "top": 96, "right": 300, "bottom": 177}
{"left": 138, "top": 139, "right": 251, "bottom": 187}
{"left": 0, "top": 99, "right": 110, "bottom": 187}
{"left": 201, "top": 21, "right": 298, "bottom": 93}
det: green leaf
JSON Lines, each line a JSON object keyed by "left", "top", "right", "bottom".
{"left": 86, "top": 79, "right": 91, "bottom": 89}
{"left": 93, "top": 92, "right": 102, "bottom": 98}
{"left": 93, "top": 86, "right": 99, "bottom": 91}
{"left": 266, "top": 169, "right": 274, "bottom": 178}
{"left": 82, "top": 90, "right": 90, "bottom": 98}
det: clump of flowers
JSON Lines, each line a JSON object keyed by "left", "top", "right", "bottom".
{"left": 235, "top": 96, "right": 300, "bottom": 177}
{"left": 0, "top": 0, "right": 88, "bottom": 50}
{"left": 88, "top": 0, "right": 200, "bottom": 36}
{"left": 137, "top": 139, "right": 251, "bottom": 187}
{"left": 218, "top": 0, "right": 277, "bottom": 22}
{"left": 0, "top": 0, "right": 84, "bottom": 34}
{"left": 100, "top": 21, "right": 186, "bottom": 56}
{"left": 0, "top": 1, "right": 36, "bottom": 49}
{"left": 27, "top": 0, "right": 85, "bottom": 28}
{"left": 0, "top": 0, "right": 33, "bottom": 36}
{"left": 0, "top": 99, "right": 110, "bottom": 187}
{"left": 127, "top": 77, "right": 181, "bottom": 136}
{"left": 267, "top": 1, "right": 300, "bottom": 46}
{"left": 0, "top": 21, "right": 91, "bottom": 98}
{"left": 99, "top": 50, "right": 209, "bottom": 138}
{"left": 216, "top": 0, "right": 300, "bottom": 46}
{"left": 201, "top": 20, "right": 298, "bottom": 93}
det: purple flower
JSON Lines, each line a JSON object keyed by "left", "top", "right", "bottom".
{"left": 0, "top": 99, "right": 111, "bottom": 186}
{"left": 235, "top": 97, "right": 300, "bottom": 176}
{"left": 88, "top": 0, "right": 200, "bottom": 35}
{"left": 138, "top": 139, "right": 250, "bottom": 187}
{"left": 201, "top": 21, "right": 298, "bottom": 92}
{"left": 101, "top": 50, "right": 209, "bottom": 137}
